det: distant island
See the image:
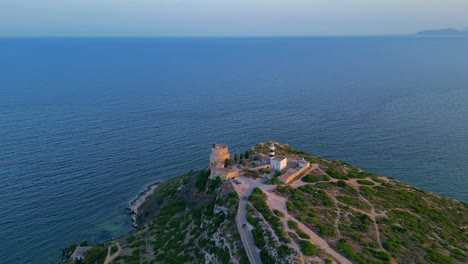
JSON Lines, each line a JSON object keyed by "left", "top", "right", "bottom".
{"left": 61, "top": 142, "right": 468, "bottom": 264}
{"left": 416, "top": 27, "right": 468, "bottom": 36}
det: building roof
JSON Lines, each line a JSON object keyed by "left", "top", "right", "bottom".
{"left": 71, "top": 246, "right": 92, "bottom": 259}
{"left": 279, "top": 173, "right": 293, "bottom": 180}
{"left": 212, "top": 144, "right": 228, "bottom": 149}
{"left": 272, "top": 156, "right": 287, "bottom": 162}
{"left": 279, "top": 168, "right": 298, "bottom": 180}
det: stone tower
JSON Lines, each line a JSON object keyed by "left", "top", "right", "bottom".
{"left": 209, "top": 144, "right": 238, "bottom": 180}
{"left": 210, "top": 144, "right": 230, "bottom": 167}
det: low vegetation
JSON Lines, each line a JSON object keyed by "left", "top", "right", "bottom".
{"left": 112, "top": 170, "right": 247, "bottom": 263}
{"left": 259, "top": 143, "right": 467, "bottom": 264}
{"left": 287, "top": 220, "right": 310, "bottom": 239}
{"left": 247, "top": 189, "right": 295, "bottom": 263}
{"left": 302, "top": 174, "right": 331, "bottom": 183}
{"left": 65, "top": 142, "right": 467, "bottom": 264}
{"left": 249, "top": 188, "right": 290, "bottom": 244}
{"left": 298, "top": 240, "right": 318, "bottom": 256}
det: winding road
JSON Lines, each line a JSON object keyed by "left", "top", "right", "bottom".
{"left": 232, "top": 170, "right": 352, "bottom": 264}
{"left": 232, "top": 178, "right": 262, "bottom": 264}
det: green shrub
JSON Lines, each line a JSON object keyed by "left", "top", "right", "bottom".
{"left": 350, "top": 213, "right": 372, "bottom": 232}
{"left": 357, "top": 179, "right": 375, "bottom": 186}
{"left": 287, "top": 220, "right": 298, "bottom": 229}
{"left": 64, "top": 243, "right": 78, "bottom": 256}
{"left": 296, "top": 230, "right": 310, "bottom": 239}
{"left": 297, "top": 215, "right": 306, "bottom": 222}
{"left": 273, "top": 209, "right": 284, "bottom": 217}
{"left": 337, "top": 180, "right": 347, "bottom": 187}
{"left": 194, "top": 170, "right": 210, "bottom": 191}
{"left": 302, "top": 174, "right": 321, "bottom": 183}
{"left": 127, "top": 235, "right": 136, "bottom": 244}
{"left": 360, "top": 186, "right": 374, "bottom": 199}
{"left": 277, "top": 185, "right": 294, "bottom": 194}
{"left": 110, "top": 245, "right": 118, "bottom": 254}
{"left": 336, "top": 195, "right": 371, "bottom": 210}
{"left": 317, "top": 223, "right": 334, "bottom": 236}
{"left": 251, "top": 226, "right": 266, "bottom": 248}
{"left": 83, "top": 246, "right": 106, "bottom": 264}
{"left": 243, "top": 168, "right": 260, "bottom": 178}
{"left": 298, "top": 240, "right": 318, "bottom": 255}
{"left": 286, "top": 201, "right": 295, "bottom": 211}
{"left": 370, "top": 249, "right": 391, "bottom": 261}
{"left": 302, "top": 174, "right": 331, "bottom": 182}
{"left": 346, "top": 167, "right": 360, "bottom": 178}
{"left": 425, "top": 249, "right": 454, "bottom": 264}
{"left": 326, "top": 167, "right": 347, "bottom": 179}
{"left": 207, "top": 177, "right": 222, "bottom": 193}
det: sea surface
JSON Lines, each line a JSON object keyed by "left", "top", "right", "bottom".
{"left": 0, "top": 37, "right": 467, "bottom": 263}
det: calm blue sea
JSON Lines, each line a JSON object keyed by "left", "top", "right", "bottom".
{"left": 0, "top": 37, "right": 467, "bottom": 263}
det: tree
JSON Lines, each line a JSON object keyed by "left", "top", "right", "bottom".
{"left": 244, "top": 151, "right": 250, "bottom": 159}
{"left": 234, "top": 154, "right": 238, "bottom": 162}
{"left": 83, "top": 247, "right": 106, "bottom": 264}
{"left": 63, "top": 243, "right": 77, "bottom": 257}
{"left": 274, "top": 170, "right": 282, "bottom": 177}
{"left": 224, "top": 159, "right": 232, "bottom": 168}
{"left": 240, "top": 153, "right": 244, "bottom": 160}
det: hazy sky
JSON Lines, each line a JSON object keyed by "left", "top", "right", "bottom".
{"left": 1, "top": 0, "right": 467, "bottom": 36}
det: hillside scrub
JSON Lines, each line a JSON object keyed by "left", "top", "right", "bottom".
{"left": 115, "top": 171, "right": 248, "bottom": 263}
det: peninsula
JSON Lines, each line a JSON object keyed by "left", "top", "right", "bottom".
{"left": 62, "top": 142, "right": 468, "bottom": 264}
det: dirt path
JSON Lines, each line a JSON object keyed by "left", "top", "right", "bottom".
{"left": 359, "top": 194, "right": 384, "bottom": 250}
{"left": 334, "top": 202, "right": 343, "bottom": 239}
{"left": 103, "top": 242, "right": 121, "bottom": 264}
{"left": 259, "top": 187, "right": 352, "bottom": 264}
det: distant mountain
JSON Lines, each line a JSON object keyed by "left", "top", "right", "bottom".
{"left": 417, "top": 27, "right": 468, "bottom": 36}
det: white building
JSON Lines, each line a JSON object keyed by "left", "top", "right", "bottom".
{"left": 70, "top": 246, "right": 91, "bottom": 261}
{"left": 271, "top": 156, "right": 288, "bottom": 171}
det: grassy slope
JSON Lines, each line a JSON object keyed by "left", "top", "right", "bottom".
{"left": 65, "top": 142, "right": 466, "bottom": 264}
{"left": 255, "top": 142, "right": 468, "bottom": 264}
{"left": 114, "top": 170, "right": 249, "bottom": 264}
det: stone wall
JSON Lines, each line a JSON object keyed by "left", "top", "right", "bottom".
{"left": 280, "top": 162, "right": 310, "bottom": 184}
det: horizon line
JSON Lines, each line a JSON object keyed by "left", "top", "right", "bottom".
{"left": 0, "top": 33, "right": 417, "bottom": 39}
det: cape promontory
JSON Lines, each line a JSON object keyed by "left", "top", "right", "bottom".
{"left": 62, "top": 142, "right": 467, "bottom": 264}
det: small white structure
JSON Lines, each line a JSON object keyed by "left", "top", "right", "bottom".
{"left": 70, "top": 246, "right": 91, "bottom": 261}
{"left": 298, "top": 158, "right": 308, "bottom": 168}
{"left": 271, "top": 156, "right": 288, "bottom": 171}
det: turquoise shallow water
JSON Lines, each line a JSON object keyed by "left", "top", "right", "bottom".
{"left": 0, "top": 37, "right": 467, "bottom": 263}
